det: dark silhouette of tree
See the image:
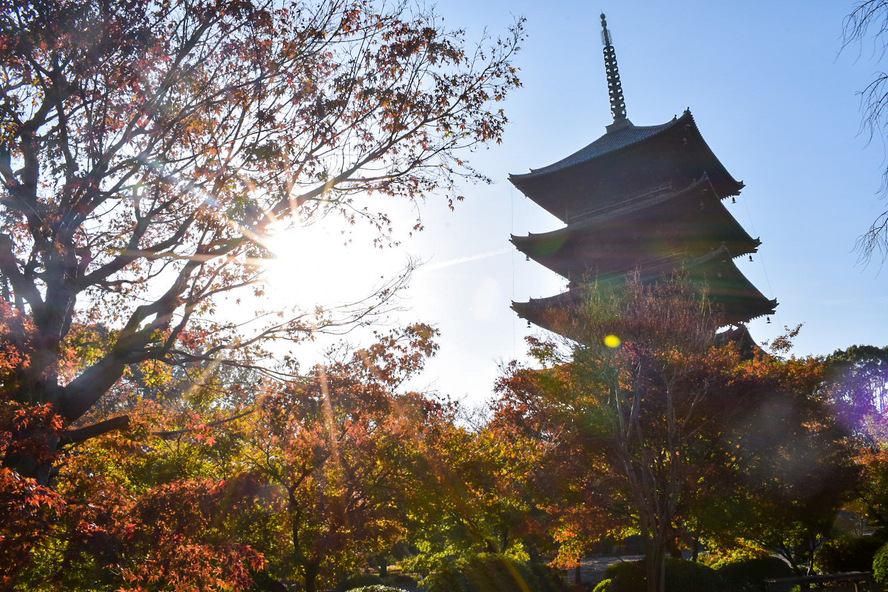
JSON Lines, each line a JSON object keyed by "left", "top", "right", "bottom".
{"left": 844, "top": 1, "right": 888, "bottom": 261}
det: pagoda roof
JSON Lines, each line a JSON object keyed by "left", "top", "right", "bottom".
{"left": 512, "top": 246, "right": 777, "bottom": 337}
{"left": 511, "top": 176, "right": 760, "bottom": 279}
{"left": 514, "top": 117, "right": 680, "bottom": 179}
{"left": 509, "top": 110, "right": 744, "bottom": 222}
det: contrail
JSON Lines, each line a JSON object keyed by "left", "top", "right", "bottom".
{"left": 420, "top": 247, "right": 511, "bottom": 272}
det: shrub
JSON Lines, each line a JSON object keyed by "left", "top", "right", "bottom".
{"left": 346, "top": 587, "right": 409, "bottom": 592}
{"left": 873, "top": 542, "right": 888, "bottom": 587}
{"left": 421, "top": 553, "right": 569, "bottom": 592}
{"left": 601, "top": 560, "right": 645, "bottom": 592}
{"left": 592, "top": 578, "right": 616, "bottom": 592}
{"left": 601, "top": 558, "right": 725, "bottom": 592}
{"left": 382, "top": 573, "right": 418, "bottom": 591}
{"left": 713, "top": 556, "right": 794, "bottom": 592}
{"left": 816, "top": 535, "right": 883, "bottom": 573}
{"left": 336, "top": 574, "right": 384, "bottom": 592}
{"left": 664, "top": 558, "right": 723, "bottom": 592}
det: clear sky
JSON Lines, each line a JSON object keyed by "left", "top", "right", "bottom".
{"left": 268, "top": 1, "right": 888, "bottom": 407}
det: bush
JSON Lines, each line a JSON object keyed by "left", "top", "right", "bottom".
{"left": 382, "top": 574, "right": 418, "bottom": 591}
{"left": 713, "top": 556, "right": 794, "bottom": 592}
{"left": 421, "top": 553, "right": 569, "bottom": 592}
{"left": 873, "top": 542, "right": 888, "bottom": 587}
{"left": 816, "top": 535, "right": 883, "bottom": 573}
{"left": 346, "top": 587, "right": 409, "bottom": 592}
{"left": 336, "top": 574, "right": 384, "bottom": 592}
{"left": 601, "top": 560, "right": 645, "bottom": 592}
{"left": 601, "top": 558, "right": 725, "bottom": 592}
{"left": 664, "top": 558, "right": 723, "bottom": 592}
{"left": 592, "top": 579, "right": 616, "bottom": 592}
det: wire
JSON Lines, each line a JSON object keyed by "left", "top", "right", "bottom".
{"left": 740, "top": 193, "right": 781, "bottom": 328}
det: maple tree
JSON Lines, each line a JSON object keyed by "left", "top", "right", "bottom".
{"left": 497, "top": 274, "right": 844, "bottom": 592}
{"left": 5, "top": 323, "right": 447, "bottom": 590}
{"left": 0, "top": 0, "right": 523, "bottom": 480}
{"left": 492, "top": 343, "right": 623, "bottom": 584}
{"left": 692, "top": 349, "right": 856, "bottom": 574}
{"left": 405, "top": 417, "right": 547, "bottom": 564}
{"left": 241, "top": 323, "right": 447, "bottom": 592}
{"left": 563, "top": 274, "right": 751, "bottom": 592}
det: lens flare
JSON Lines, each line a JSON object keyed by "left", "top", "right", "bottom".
{"left": 604, "top": 334, "right": 621, "bottom": 348}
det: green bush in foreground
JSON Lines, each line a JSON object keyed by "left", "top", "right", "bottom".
{"left": 873, "top": 542, "right": 888, "bottom": 587}
{"left": 421, "top": 553, "right": 569, "bottom": 592}
{"left": 337, "top": 574, "right": 384, "bottom": 591}
{"left": 346, "top": 586, "right": 409, "bottom": 592}
{"left": 601, "top": 561, "right": 645, "bottom": 592}
{"left": 664, "top": 558, "right": 723, "bottom": 592}
{"left": 713, "top": 556, "right": 794, "bottom": 592}
{"left": 601, "top": 558, "right": 725, "bottom": 592}
{"left": 816, "top": 535, "right": 883, "bottom": 573}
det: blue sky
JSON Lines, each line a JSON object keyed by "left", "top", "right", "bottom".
{"left": 271, "top": 1, "right": 888, "bottom": 405}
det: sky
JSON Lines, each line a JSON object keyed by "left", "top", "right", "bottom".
{"left": 266, "top": 0, "right": 888, "bottom": 407}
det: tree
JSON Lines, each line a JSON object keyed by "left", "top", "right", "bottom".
{"left": 243, "top": 323, "right": 446, "bottom": 592}
{"left": 498, "top": 273, "right": 751, "bottom": 592}
{"left": 405, "top": 416, "right": 549, "bottom": 564}
{"left": 844, "top": 1, "right": 888, "bottom": 261}
{"left": 825, "top": 345, "right": 888, "bottom": 535}
{"left": 825, "top": 345, "right": 888, "bottom": 431}
{"left": 704, "top": 352, "right": 857, "bottom": 575}
{"left": 492, "top": 342, "right": 624, "bottom": 584}
{"left": 493, "top": 273, "right": 854, "bottom": 592}
{"left": 0, "top": 0, "right": 523, "bottom": 479}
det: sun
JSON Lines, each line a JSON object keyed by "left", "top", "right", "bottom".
{"left": 261, "top": 217, "right": 412, "bottom": 311}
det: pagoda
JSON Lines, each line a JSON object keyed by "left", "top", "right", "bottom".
{"left": 510, "top": 14, "right": 776, "bottom": 340}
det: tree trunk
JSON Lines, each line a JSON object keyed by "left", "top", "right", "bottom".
{"left": 303, "top": 561, "right": 319, "bottom": 592}
{"left": 645, "top": 538, "right": 667, "bottom": 592}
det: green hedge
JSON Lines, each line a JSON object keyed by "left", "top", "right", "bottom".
{"left": 873, "top": 542, "right": 888, "bottom": 587}
{"left": 816, "top": 535, "right": 883, "bottom": 573}
{"left": 664, "top": 558, "right": 722, "bottom": 592}
{"left": 421, "top": 553, "right": 568, "bottom": 592}
{"left": 601, "top": 560, "right": 645, "bottom": 592}
{"left": 600, "top": 558, "right": 724, "bottom": 592}
{"left": 337, "top": 574, "right": 384, "bottom": 591}
{"left": 345, "top": 586, "right": 409, "bottom": 592}
{"left": 712, "top": 556, "right": 793, "bottom": 592}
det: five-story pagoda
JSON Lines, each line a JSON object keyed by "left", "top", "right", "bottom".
{"left": 510, "top": 14, "right": 777, "bottom": 340}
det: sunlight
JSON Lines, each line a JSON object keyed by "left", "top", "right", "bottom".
{"left": 262, "top": 216, "right": 412, "bottom": 310}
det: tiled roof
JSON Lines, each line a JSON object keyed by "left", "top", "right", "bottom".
{"left": 510, "top": 114, "right": 683, "bottom": 181}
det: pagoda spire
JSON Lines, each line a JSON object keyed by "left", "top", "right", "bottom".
{"left": 600, "top": 13, "right": 629, "bottom": 128}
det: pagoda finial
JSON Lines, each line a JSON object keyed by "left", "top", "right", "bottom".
{"left": 600, "top": 13, "right": 628, "bottom": 126}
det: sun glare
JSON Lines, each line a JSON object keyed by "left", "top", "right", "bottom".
{"left": 262, "top": 218, "right": 411, "bottom": 310}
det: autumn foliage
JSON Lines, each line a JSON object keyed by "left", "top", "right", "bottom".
{"left": 1, "top": 1, "right": 888, "bottom": 590}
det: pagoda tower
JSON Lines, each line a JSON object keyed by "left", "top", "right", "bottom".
{"left": 510, "top": 14, "right": 776, "bottom": 339}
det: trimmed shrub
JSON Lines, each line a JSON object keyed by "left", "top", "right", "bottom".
{"left": 664, "top": 558, "right": 723, "bottom": 592}
{"left": 336, "top": 574, "right": 384, "bottom": 592}
{"left": 874, "top": 541, "right": 888, "bottom": 587}
{"left": 601, "top": 558, "right": 725, "bottom": 592}
{"left": 713, "top": 556, "right": 794, "bottom": 592}
{"left": 601, "top": 560, "right": 645, "bottom": 592}
{"left": 346, "top": 587, "right": 409, "bottom": 592}
{"left": 421, "top": 553, "right": 569, "bottom": 592}
{"left": 817, "top": 535, "right": 883, "bottom": 573}
{"left": 382, "top": 574, "right": 418, "bottom": 591}
{"left": 592, "top": 578, "right": 617, "bottom": 592}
